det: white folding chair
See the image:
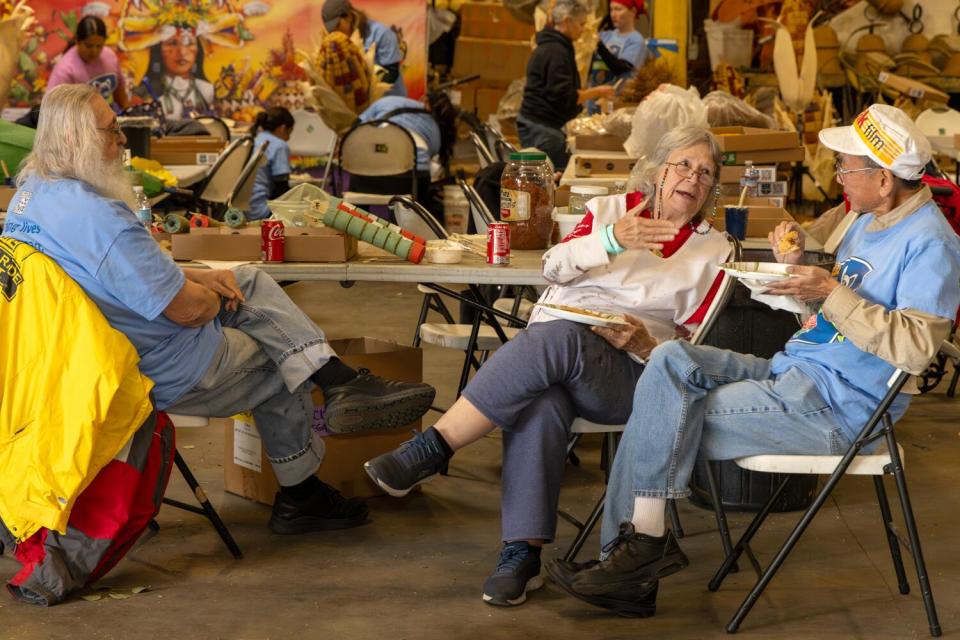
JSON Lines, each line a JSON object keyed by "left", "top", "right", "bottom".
{"left": 338, "top": 120, "right": 418, "bottom": 207}
{"left": 289, "top": 109, "right": 338, "bottom": 189}
{"left": 226, "top": 142, "right": 268, "bottom": 212}
{"left": 161, "top": 413, "right": 243, "bottom": 559}
{"left": 196, "top": 135, "right": 254, "bottom": 214}
{"left": 707, "top": 347, "right": 952, "bottom": 635}
{"left": 560, "top": 236, "right": 742, "bottom": 562}
{"left": 193, "top": 115, "right": 231, "bottom": 142}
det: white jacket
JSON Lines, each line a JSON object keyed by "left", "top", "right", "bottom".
{"left": 531, "top": 193, "right": 731, "bottom": 344}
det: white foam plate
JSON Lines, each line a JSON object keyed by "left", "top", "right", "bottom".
{"left": 536, "top": 303, "right": 629, "bottom": 328}
{"left": 720, "top": 261, "right": 792, "bottom": 283}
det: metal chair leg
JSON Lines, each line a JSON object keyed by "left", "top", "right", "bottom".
{"left": 874, "top": 474, "right": 910, "bottom": 595}
{"left": 667, "top": 499, "right": 684, "bottom": 539}
{"left": 163, "top": 450, "right": 243, "bottom": 559}
{"left": 412, "top": 294, "right": 432, "bottom": 347}
{"left": 885, "top": 419, "right": 941, "bottom": 637}
{"left": 563, "top": 488, "right": 606, "bottom": 562}
{"left": 703, "top": 460, "right": 738, "bottom": 573}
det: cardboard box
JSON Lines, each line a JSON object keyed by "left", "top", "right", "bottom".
{"left": 720, "top": 195, "right": 786, "bottom": 208}
{"left": 711, "top": 126, "right": 799, "bottom": 151}
{"left": 573, "top": 155, "right": 637, "bottom": 177}
{"left": 223, "top": 337, "right": 424, "bottom": 502}
{"left": 459, "top": 2, "right": 534, "bottom": 41}
{"left": 150, "top": 136, "right": 226, "bottom": 165}
{"left": 453, "top": 37, "right": 531, "bottom": 88}
{"left": 476, "top": 87, "right": 506, "bottom": 121}
{"left": 713, "top": 205, "right": 796, "bottom": 237}
{"left": 878, "top": 71, "right": 949, "bottom": 105}
{"left": 721, "top": 147, "right": 805, "bottom": 165}
{"left": 0, "top": 186, "right": 16, "bottom": 212}
{"left": 719, "top": 165, "right": 778, "bottom": 183}
{"left": 757, "top": 180, "right": 789, "bottom": 197}
{"left": 171, "top": 225, "right": 356, "bottom": 262}
{"left": 574, "top": 134, "right": 628, "bottom": 153}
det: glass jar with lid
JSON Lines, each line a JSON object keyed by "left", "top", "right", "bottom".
{"left": 500, "top": 151, "right": 555, "bottom": 250}
{"left": 568, "top": 185, "right": 609, "bottom": 217}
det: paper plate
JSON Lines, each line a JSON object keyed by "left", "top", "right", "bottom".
{"left": 536, "top": 303, "right": 629, "bottom": 328}
{"left": 720, "top": 261, "right": 792, "bottom": 283}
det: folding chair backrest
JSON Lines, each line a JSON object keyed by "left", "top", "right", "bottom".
{"left": 339, "top": 121, "right": 417, "bottom": 176}
{"left": 198, "top": 136, "right": 253, "bottom": 204}
{"left": 289, "top": 109, "right": 337, "bottom": 157}
{"left": 470, "top": 131, "right": 495, "bottom": 168}
{"left": 227, "top": 142, "right": 268, "bottom": 212}
{"left": 193, "top": 115, "right": 230, "bottom": 141}
{"left": 459, "top": 180, "right": 496, "bottom": 235}
{"left": 390, "top": 195, "right": 447, "bottom": 240}
{"left": 689, "top": 235, "right": 741, "bottom": 346}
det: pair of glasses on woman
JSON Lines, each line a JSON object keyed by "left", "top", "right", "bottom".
{"left": 665, "top": 160, "right": 714, "bottom": 185}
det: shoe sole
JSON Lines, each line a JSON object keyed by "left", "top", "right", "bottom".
{"left": 363, "top": 463, "right": 438, "bottom": 498}
{"left": 326, "top": 388, "right": 435, "bottom": 434}
{"left": 567, "top": 553, "right": 688, "bottom": 596}
{"left": 545, "top": 563, "right": 656, "bottom": 617}
{"left": 268, "top": 512, "right": 369, "bottom": 534}
{"left": 482, "top": 575, "right": 544, "bottom": 607}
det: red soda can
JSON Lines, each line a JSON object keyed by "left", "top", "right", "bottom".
{"left": 487, "top": 222, "right": 510, "bottom": 266}
{"left": 261, "top": 220, "right": 285, "bottom": 262}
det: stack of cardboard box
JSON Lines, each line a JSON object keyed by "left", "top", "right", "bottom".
{"left": 713, "top": 126, "right": 803, "bottom": 208}
{"left": 453, "top": 2, "right": 533, "bottom": 125}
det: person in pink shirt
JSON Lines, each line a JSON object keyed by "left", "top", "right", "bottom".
{"left": 47, "top": 16, "right": 129, "bottom": 110}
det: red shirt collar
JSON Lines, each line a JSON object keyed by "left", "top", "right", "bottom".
{"left": 626, "top": 190, "right": 697, "bottom": 258}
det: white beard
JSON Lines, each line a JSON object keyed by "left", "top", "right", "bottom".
{"left": 80, "top": 152, "right": 137, "bottom": 210}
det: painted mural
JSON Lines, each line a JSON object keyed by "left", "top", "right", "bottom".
{"left": 7, "top": 0, "right": 426, "bottom": 120}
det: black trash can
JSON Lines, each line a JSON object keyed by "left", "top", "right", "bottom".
{"left": 688, "top": 280, "right": 819, "bottom": 513}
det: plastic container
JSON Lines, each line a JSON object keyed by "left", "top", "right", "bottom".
{"left": 568, "top": 185, "right": 608, "bottom": 217}
{"left": 500, "top": 151, "right": 554, "bottom": 250}
{"left": 132, "top": 186, "right": 152, "bottom": 227}
{"left": 552, "top": 207, "right": 586, "bottom": 240}
{"left": 442, "top": 184, "right": 470, "bottom": 235}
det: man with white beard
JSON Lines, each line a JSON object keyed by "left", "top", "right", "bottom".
{"left": 2, "top": 84, "right": 436, "bottom": 534}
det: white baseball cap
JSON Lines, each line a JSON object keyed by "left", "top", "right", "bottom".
{"left": 818, "top": 104, "right": 932, "bottom": 180}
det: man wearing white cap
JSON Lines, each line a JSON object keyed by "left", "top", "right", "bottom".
{"left": 546, "top": 104, "right": 960, "bottom": 616}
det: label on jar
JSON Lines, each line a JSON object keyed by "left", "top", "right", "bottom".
{"left": 500, "top": 188, "right": 531, "bottom": 221}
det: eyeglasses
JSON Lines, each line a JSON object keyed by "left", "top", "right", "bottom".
{"left": 665, "top": 161, "right": 714, "bottom": 185}
{"left": 98, "top": 120, "right": 123, "bottom": 139}
{"left": 834, "top": 158, "right": 880, "bottom": 184}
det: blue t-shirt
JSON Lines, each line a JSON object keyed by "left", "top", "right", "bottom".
{"left": 249, "top": 130, "right": 292, "bottom": 221}
{"left": 771, "top": 201, "right": 960, "bottom": 438}
{"left": 364, "top": 20, "right": 407, "bottom": 98}
{"left": 587, "top": 29, "right": 646, "bottom": 114}
{"left": 2, "top": 177, "right": 223, "bottom": 409}
{"left": 359, "top": 96, "right": 439, "bottom": 173}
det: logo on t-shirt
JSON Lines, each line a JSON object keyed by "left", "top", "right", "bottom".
{"left": 88, "top": 73, "right": 118, "bottom": 100}
{"left": 789, "top": 255, "right": 874, "bottom": 346}
{"left": 0, "top": 238, "right": 24, "bottom": 301}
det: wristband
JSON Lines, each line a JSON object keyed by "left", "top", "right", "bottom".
{"left": 602, "top": 224, "right": 625, "bottom": 255}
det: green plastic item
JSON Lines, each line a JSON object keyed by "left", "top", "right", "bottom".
{"left": 0, "top": 120, "right": 35, "bottom": 176}
{"left": 125, "top": 167, "right": 164, "bottom": 197}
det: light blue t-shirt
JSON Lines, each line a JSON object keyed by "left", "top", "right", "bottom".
{"left": 587, "top": 29, "right": 646, "bottom": 114}
{"left": 771, "top": 201, "right": 960, "bottom": 438}
{"left": 364, "top": 19, "right": 407, "bottom": 98}
{"left": 359, "top": 96, "right": 439, "bottom": 172}
{"left": 2, "top": 177, "right": 223, "bottom": 409}
{"left": 249, "top": 130, "right": 292, "bottom": 221}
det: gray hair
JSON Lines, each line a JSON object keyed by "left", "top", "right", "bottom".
{"left": 544, "top": 0, "right": 588, "bottom": 25}
{"left": 858, "top": 154, "right": 923, "bottom": 191}
{"left": 17, "top": 84, "right": 132, "bottom": 204}
{"left": 627, "top": 125, "right": 722, "bottom": 208}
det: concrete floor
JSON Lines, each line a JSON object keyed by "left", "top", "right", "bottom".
{"left": 3, "top": 280, "right": 960, "bottom": 639}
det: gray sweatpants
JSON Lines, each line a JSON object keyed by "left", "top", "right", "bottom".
{"left": 166, "top": 266, "right": 337, "bottom": 486}
{"left": 461, "top": 320, "right": 645, "bottom": 542}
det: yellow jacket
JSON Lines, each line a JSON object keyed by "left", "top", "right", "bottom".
{"left": 0, "top": 238, "right": 154, "bottom": 542}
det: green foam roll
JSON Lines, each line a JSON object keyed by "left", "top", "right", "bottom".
{"left": 224, "top": 208, "right": 247, "bottom": 228}
{"left": 163, "top": 213, "right": 190, "bottom": 234}
{"left": 396, "top": 237, "right": 413, "bottom": 260}
{"left": 360, "top": 222, "right": 380, "bottom": 244}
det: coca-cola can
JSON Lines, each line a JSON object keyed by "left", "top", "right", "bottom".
{"left": 261, "top": 220, "right": 285, "bottom": 262}
{"left": 487, "top": 222, "right": 510, "bottom": 266}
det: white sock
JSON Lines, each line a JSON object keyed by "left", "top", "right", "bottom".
{"left": 630, "top": 496, "right": 667, "bottom": 537}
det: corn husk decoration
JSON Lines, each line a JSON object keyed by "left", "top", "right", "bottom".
{"left": 770, "top": 13, "right": 818, "bottom": 114}
{"left": 0, "top": 0, "right": 35, "bottom": 111}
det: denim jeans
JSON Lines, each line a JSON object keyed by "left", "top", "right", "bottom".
{"left": 601, "top": 340, "right": 848, "bottom": 549}
{"left": 166, "top": 266, "right": 336, "bottom": 485}
{"left": 516, "top": 115, "right": 569, "bottom": 170}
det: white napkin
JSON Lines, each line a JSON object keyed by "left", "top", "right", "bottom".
{"left": 740, "top": 278, "right": 813, "bottom": 315}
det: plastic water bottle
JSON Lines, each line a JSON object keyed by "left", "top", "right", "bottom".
{"left": 739, "top": 161, "right": 759, "bottom": 198}
{"left": 133, "top": 186, "right": 152, "bottom": 228}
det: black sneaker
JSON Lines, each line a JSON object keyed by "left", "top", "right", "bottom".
{"left": 482, "top": 542, "right": 544, "bottom": 606}
{"left": 268, "top": 480, "right": 369, "bottom": 534}
{"left": 364, "top": 427, "right": 450, "bottom": 497}
{"left": 547, "top": 557, "right": 659, "bottom": 618}
{"left": 570, "top": 523, "right": 688, "bottom": 596}
{"left": 324, "top": 373, "right": 436, "bottom": 434}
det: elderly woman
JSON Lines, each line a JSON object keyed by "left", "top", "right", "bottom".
{"left": 365, "top": 125, "right": 732, "bottom": 607}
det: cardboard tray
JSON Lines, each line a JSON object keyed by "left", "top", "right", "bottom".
{"left": 711, "top": 126, "right": 800, "bottom": 151}
{"left": 171, "top": 225, "right": 356, "bottom": 262}
{"left": 574, "top": 134, "right": 628, "bottom": 153}
{"left": 721, "top": 147, "right": 805, "bottom": 166}
{"left": 459, "top": 2, "right": 535, "bottom": 41}
{"left": 573, "top": 156, "right": 637, "bottom": 177}
{"left": 150, "top": 136, "right": 226, "bottom": 165}
{"left": 713, "top": 205, "right": 796, "bottom": 238}
{"left": 452, "top": 37, "right": 532, "bottom": 89}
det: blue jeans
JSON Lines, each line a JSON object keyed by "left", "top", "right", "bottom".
{"left": 517, "top": 115, "right": 569, "bottom": 170}
{"left": 167, "top": 266, "right": 337, "bottom": 486}
{"left": 601, "top": 340, "right": 849, "bottom": 549}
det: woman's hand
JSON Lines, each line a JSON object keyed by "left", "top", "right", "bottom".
{"left": 768, "top": 221, "right": 805, "bottom": 264}
{"left": 193, "top": 269, "right": 246, "bottom": 311}
{"left": 612, "top": 205, "right": 680, "bottom": 251}
{"left": 763, "top": 265, "right": 838, "bottom": 302}
{"left": 591, "top": 314, "right": 657, "bottom": 358}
